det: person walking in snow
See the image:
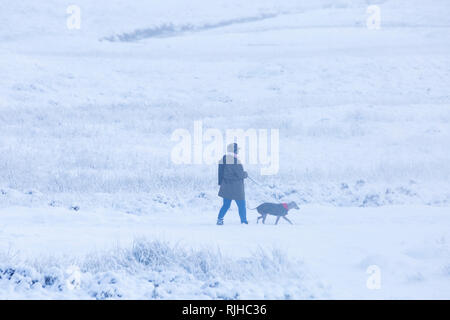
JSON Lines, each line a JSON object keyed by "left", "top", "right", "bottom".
{"left": 217, "top": 143, "right": 248, "bottom": 225}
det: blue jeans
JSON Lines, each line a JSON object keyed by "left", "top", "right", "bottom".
{"left": 218, "top": 198, "right": 247, "bottom": 223}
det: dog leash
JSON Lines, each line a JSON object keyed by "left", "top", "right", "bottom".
{"left": 247, "top": 175, "right": 283, "bottom": 204}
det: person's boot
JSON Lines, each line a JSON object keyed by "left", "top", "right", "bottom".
{"left": 217, "top": 219, "right": 224, "bottom": 225}
{"left": 241, "top": 221, "right": 248, "bottom": 225}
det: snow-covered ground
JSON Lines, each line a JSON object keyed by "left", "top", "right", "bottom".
{"left": 1, "top": 205, "right": 450, "bottom": 299}
{"left": 1, "top": 0, "right": 450, "bottom": 299}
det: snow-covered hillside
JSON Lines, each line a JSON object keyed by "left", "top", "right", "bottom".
{"left": 0, "top": 0, "right": 449, "bottom": 299}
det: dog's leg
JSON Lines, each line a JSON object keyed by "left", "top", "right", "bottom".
{"left": 282, "top": 216, "right": 293, "bottom": 225}
{"left": 275, "top": 216, "right": 280, "bottom": 225}
{"left": 257, "top": 215, "right": 262, "bottom": 224}
{"left": 262, "top": 214, "right": 267, "bottom": 224}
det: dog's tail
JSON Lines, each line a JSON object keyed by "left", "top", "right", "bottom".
{"left": 246, "top": 203, "right": 258, "bottom": 210}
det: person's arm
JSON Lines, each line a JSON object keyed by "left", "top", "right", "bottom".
{"left": 218, "top": 163, "right": 224, "bottom": 185}
{"left": 226, "top": 164, "right": 247, "bottom": 180}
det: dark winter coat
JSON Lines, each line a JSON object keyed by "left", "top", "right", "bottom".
{"left": 218, "top": 154, "right": 247, "bottom": 200}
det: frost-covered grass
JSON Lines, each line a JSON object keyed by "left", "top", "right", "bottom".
{"left": 1, "top": 0, "right": 450, "bottom": 209}
{"left": 0, "top": 240, "right": 323, "bottom": 299}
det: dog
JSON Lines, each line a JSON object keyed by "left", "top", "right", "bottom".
{"left": 250, "top": 201, "right": 300, "bottom": 225}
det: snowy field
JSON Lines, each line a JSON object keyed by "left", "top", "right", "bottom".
{"left": 1, "top": 0, "right": 450, "bottom": 299}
